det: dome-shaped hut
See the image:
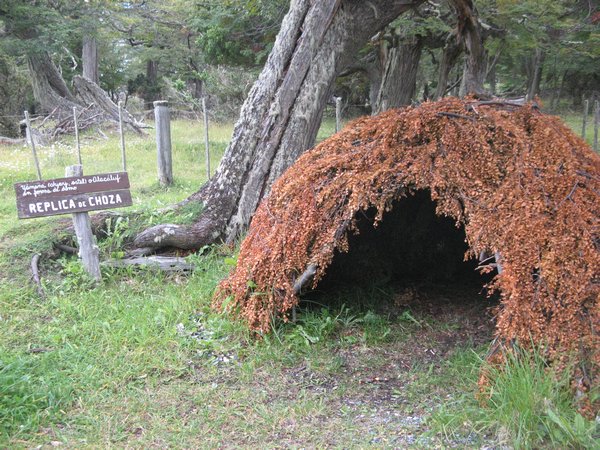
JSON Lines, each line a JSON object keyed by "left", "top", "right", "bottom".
{"left": 214, "top": 98, "right": 599, "bottom": 407}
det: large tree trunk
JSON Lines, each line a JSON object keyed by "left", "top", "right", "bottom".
{"left": 435, "top": 35, "right": 463, "bottom": 99}
{"left": 82, "top": 35, "right": 99, "bottom": 84}
{"left": 374, "top": 35, "right": 424, "bottom": 113}
{"left": 27, "top": 52, "right": 79, "bottom": 116}
{"left": 134, "top": 0, "right": 424, "bottom": 252}
{"left": 452, "top": 0, "right": 487, "bottom": 97}
{"left": 367, "top": 63, "right": 383, "bottom": 112}
{"left": 72, "top": 76, "right": 144, "bottom": 133}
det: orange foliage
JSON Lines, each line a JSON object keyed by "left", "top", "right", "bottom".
{"left": 214, "top": 98, "right": 599, "bottom": 403}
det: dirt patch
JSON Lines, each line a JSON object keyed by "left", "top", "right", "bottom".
{"left": 281, "top": 283, "right": 497, "bottom": 447}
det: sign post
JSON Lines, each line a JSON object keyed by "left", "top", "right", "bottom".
{"left": 65, "top": 165, "right": 101, "bottom": 280}
{"left": 15, "top": 170, "right": 133, "bottom": 281}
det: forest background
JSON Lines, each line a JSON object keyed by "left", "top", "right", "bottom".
{"left": 0, "top": 0, "right": 598, "bottom": 138}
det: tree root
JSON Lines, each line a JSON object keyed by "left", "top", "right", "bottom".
{"left": 132, "top": 216, "right": 220, "bottom": 251}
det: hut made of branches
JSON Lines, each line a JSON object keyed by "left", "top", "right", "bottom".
{"left": 214, "top": 98, "right": 599, "bottom": 406}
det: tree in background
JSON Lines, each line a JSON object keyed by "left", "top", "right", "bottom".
{"left": 114, "top": 0, "right": 286, "bottom": 112}
{"left": 479, "top": 0, "right": 599, "bottom": 103}
{"left": 0, "top": 0, "right": 144, "bottom": 134}
{"left": 0, "top": 51, "right": 29, "bottom": 137}
{"left": 373, "top": 2, "right": 451, "bottom": 112}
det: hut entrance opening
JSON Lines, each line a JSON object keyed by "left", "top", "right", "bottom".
{"left": 303, "top": 190, "right": 498, "bottom": 322}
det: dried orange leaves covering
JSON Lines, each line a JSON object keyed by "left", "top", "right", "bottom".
{"left": 214, "top": 98, "right": 599, "bottom": 395}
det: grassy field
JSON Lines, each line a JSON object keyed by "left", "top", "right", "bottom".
{"left": 560, "top": 112, "right": 597, "bottom": 148}
{"left": 0, "top": 116, "right": 596, "bottom": 448}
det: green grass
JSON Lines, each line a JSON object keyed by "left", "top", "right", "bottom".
{"left": 429, "top": 347, "right": 599, "bottom": 449}
{"left": 0, "top": 351, "right": 72, "bottom": 438}
{"left": 0, "top": 116, "right": 595, "bottom": 447}
{"left": 561, "top": 113, "right": 598, "bottom": 148}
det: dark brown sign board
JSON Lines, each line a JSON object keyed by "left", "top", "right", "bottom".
{"left": 15, "top": 172, "right": 132, "bottom": 219}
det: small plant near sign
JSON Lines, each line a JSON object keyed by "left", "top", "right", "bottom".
{"left": 55, "top": 256, "right": 98, "bottom": 293}
{"left": 100, "top": 216, "right": 130, "bottom": 259}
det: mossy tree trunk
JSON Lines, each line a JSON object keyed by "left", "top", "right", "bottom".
{"left": 27, "top": 51, "right": 80, "bottom": 117}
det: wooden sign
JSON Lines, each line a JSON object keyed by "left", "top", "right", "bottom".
{"left": 15, "top": 172, "right": 132, "bottom": 219}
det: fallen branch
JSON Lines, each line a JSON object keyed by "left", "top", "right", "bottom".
{"left": 293, "top": 264, "right": 318, "bottom": 294}
{"left": 55, "top": 243, "right": 78, "bottom": 255}
{"left": 103, "top": 256, "right": 195, "bottom": 272}
{"left": 30, "top": 253, "right": 46, "bottom": 299}
{"left": 469, "top": 99, "right": 539, "bottom": 109}
{"left": 472, "top": 100, "right": 523, "bottom": 107}
{"left": 37, "top": 107, "right": 59, "bottom": 128}
{"left": 28, "top": 347, "right": 51, "bottom": 354}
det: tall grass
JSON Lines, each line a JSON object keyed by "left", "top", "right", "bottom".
{"left": 0, "top": 121, "right": 236, "bottom": 444}
{"left": 430, "top": 346, "right": 598, "bottom": 449}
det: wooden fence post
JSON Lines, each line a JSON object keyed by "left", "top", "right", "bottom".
{"left": 594, "top": 100, "right": 599, "bottom": 152}
{"left": 73, "top": 106, "right": 82, "bottom": 165}
{"left": 24, "top": 111, "right": 42, "bottom": 180}
{"left": 118, "top": 101, "right": 126, "bottom": 171}
{"left": 154, "top": 100, "right": 173, "bottom": 186}
{"left": 202, "top": 97, "right": 210, "bottom": 180}
{"left": 335, "top": 97, "right": 342, "bottom": 133}
{"left": 65, "top": 164, "right": 101, "bottom": 281}
{"left": 581, "top": 99, "right": 589, "bottom": 139}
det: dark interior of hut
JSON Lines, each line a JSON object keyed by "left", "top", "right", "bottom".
{"left": 303, "top": 190, "right": 498, "bottom": 320}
